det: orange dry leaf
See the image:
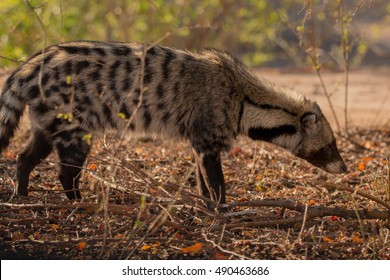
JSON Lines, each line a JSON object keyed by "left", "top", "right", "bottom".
{"left": 141, "top": 243, "right": 160, "bottom": 251}
{"left": 51, "top": 224, "right": 60, "bottom": 230}
{"left": 358, "top": 157, "right": 374, "bottom": 171}
{"left": 323, "top": 237, "right": 334, "bottom": 243}
{"left": 230, "top": 147, "right": 242, "bottom": 156}
{"left": 173, "top": 233, "right": 184, "bottom": 240}
{"left": 308, "top": 199, "right": 315, "bottom": 206}
{"left": 256, "top": 174, "right": 263, "bottom": 180}
{"left": 87, "top": 163, "right": 97, "bottom": 170}
{"left": 181, "top": 242, "right": 204, "bottom": 253}
{"left": 148, "top": 188, "right": 157, "bottom": 194}
{"left": 213, "top": 252, "right": 229, "bottom": 260}
{"left": 352, "top": 234, "right": 363, "bottom": 243}
{"left": 352, "top": 236, "right": 363, "bottom": 243}
{"left": 358, "top": 162, "right": 366, "bottom": 171}
{"left": 12, "top": 232, "right": 25, "bottom": 241}
{"left": 330, "top": 216, "right": 341, "bottom": 221}
{"left": 34, "top": 231, "right": 41, "bottom": 240}
{"left": 141, "top": 245, "right": 152, "bottom": 251}
{"left": 4, "top": 150, "right": 15, "bottom": 160}
{"left": 77, "top": 242, "right": 87, "bottom": 250}
{"left": 183, "top": 155, "right": 192, "bottom": 161}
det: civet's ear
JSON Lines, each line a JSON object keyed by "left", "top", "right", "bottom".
{"left": 302, "top": 113, "right": 317, "bottom": 131}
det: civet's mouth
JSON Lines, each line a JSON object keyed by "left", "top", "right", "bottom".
{"left": 313, "top": 160, "right": 348, "bottom": 174}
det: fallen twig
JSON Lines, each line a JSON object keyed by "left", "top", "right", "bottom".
{"left": 320, "top": 182, "right": 390, "bottom": 211}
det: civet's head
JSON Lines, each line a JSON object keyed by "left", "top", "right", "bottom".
{"left": 240, "top": 84, "right": 347, "bottom": 174}
{"left": 292, "top": 106, "right": 348, "bottom": 174}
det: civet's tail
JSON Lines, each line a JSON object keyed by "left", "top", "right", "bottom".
{"left": 0, "top": 74, "right": 26, "bottom": 153}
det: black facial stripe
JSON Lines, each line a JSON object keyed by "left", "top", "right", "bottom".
{"left": 306, "top": 139, "right": 338, "bottom": 163}
{"left": 244, "top": 96, "right": 298, "bottom": 117}
{"left": 248, "top": 125, "right": 296, "bottom": 142}
{"left": 237, "top": 100, "right": 244, "bottom": 132}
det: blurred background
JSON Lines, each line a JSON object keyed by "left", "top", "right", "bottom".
{"left": 1, "top": 0, "right": 389, "bottom": 68}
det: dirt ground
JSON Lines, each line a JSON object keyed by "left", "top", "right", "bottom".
{"left": 0, "top": 68, "right": 389, "bottom": 260}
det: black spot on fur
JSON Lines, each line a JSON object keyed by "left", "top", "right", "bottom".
{"left": 76, "top": 81, "right": 87, "bottom": 92}
{"left": 129, "top": 123, "right": 135, "bottom": 131}
{"left": 41, "top": 73, "right": 50, "bottom": 86}
{"left": 94, "top": 60, "right": 105, "bottom": 70}
{"left": 103, "top": 104, "right": 116, "bottom": 128}
{"left": 75, "top": 61, "right": 91, "bottom": 75}
{"left": 24, "top": 66, "right": 40, "bottom": 84}
{"left": 111, "top": 46, "right": 131, "bottom": 56}
{"left": 53, "top": 66, "right": 60, "bottom": 81}
{"left": 147, "top": 46, "right": 158, "bottom": 56}
{"left": 32, "top": 102, "right": 50, "bottom": 115}
{"left": 43, "top": 54, "right": 53, "bottom": 65}
{"left": 109, "top": 60, "right": 121, "bottom": 80}
{"left": 28, "top": 85, "right": 40, "bottom": 100}
{"left": 92, "top": 47, "right": 107, "bottom": 56}
{"left": 80, "top": 95, "right": 92, "bottom": 107}
{"left": 111, "top": 89, "right": 121, "bottom": 103}
{"left": 143, "top": 72, "right": 152, "bottom": 85}
{"left": 60, "top": 81, "right": 72, "bottom": 88}
{"left": 134, "top": 58, "right": 141, "bottom": 67}
{"left": 1, "top": 101, "right": 19, "bottom": 113}
{"left": 64, "top": 61, "right": 73, "bottom": 75}
{"left": 119, "top": 104, "right": 132, "bottom": 119}
{"left": 143, "top": 108, "right": 152, "bottom": 130}
{"left": 60, "top": 93, "right": 71, "bottom": 104}
{"left": 124, "top": 61, "right": 133, "bottom": 73}
{"left": 162, "top": 111, "right": 171, "bottom": 124}
{"left": 179, "top": 63, "right": 186, "bottom": 77}
{"left": 88, "top": 110, "right": 103, "bottom": 128}
{"left": 156, "top": 84, "right": 165, "bottom": 98}
{"left": 174, "top": 82, "right": 180, "bottom": 93}
{"left": 96, "top": 83, "right": 104, "bottom": 94}
{"left": 133, "top": 89, "right": 140, "bottom": 105}
{"left": 157, "top": 102, "right": 165, "bottom": 110}
{"left": 162, "top": 51, "right": 176, "bottom": 79}
{"left": 143, "top": 56, "right": 153, "bottom": 85}
{"left": 89, "top": 71, "right": 101, "bottom": 81}
{"left": 176, "top": 111, "right": 186, "bottom": 126}
{"left": 3, "top": 73, "right": 15, "bottom": 92}
{"left": 60, "top": 46, "right": 79, "bottom": 54}
{"left": 50, "top": 85, "right": 60, "bottom": 93}
{"left": 60, "top": 46, "right": 91, "bottom": 56}
{"left": 121, "top": 78, "right": 131, "bottom": 92}
{"left": 248, "top": 125, "right": 297, "bottom": 142}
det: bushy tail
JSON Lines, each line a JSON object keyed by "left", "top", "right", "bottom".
{"left": 0, "top": 77, "right": 26, "bottom": 153}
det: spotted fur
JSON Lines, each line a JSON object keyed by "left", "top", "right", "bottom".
{"left": 0, "top": 41, "right": 347, "bottom": 203}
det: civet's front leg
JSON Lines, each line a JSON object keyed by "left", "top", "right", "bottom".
{"left": 194, "top": 151, "right": 226, "bottom": 205}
